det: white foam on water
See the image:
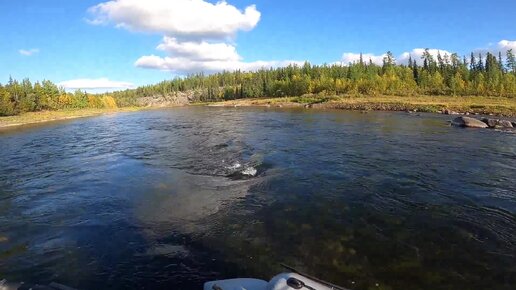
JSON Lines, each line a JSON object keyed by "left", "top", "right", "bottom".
{"left": 241, "top": 167, "right": 257, "bottom": 176}
{"left": 226, "top": 162, "right": 242, "bottom": 170}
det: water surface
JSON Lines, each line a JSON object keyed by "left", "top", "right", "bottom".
{"left": 1, "top": 107, "right": 515, "bottom": 290}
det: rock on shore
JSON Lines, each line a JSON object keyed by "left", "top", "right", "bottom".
{"left": 452, "top": 116, "right": 489, "bottom": 128}
{"left": 481, "top": 118, "right": 514, "bottom": 128}
{"left": 452, "top": 116, "right": 516, "bottom": 130}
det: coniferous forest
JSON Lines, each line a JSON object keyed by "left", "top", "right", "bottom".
{"left": 1, "top": 49, "right": 515, "bottom": 116}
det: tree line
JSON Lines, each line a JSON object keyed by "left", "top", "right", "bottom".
{"left": 0, "top": 78, "right": 117, "bottom": 116}
{"left": 110, "top": 49, "right": 516, "bottom": 104}
{"left": 1, "top": 49, "right": 515, "bottom": 116}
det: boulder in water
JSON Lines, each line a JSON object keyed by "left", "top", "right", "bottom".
{"left": 481, "top": 118, "right": 495, "bottom": 128}
{"left": 481, "top": 118, "right": 514, "bottom": 128}
{"left": 452, "top": 116, "right": 488, "bottom": 128}
{"left": 498, "top": 120, "right": 513, "bottom": 128}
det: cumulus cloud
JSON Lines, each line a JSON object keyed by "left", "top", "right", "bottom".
{"left": 58, "top": 78, "right": 135, "bottom": 90}
{"left": 398, "top": 48, "right": 454, "bottom": 65}
{"left": 19, "top": 48, "right": 39, "bottom": 56}
{"left": 136, "top": 36, "right": 302, "bottom": 73}
{"left": 497, "top": 40, "right": 516, "bottom": 51}
{"left": 157, "top": 37, "right": 240, "bottom": 62}
{"left": 339, "top": 40, "right": 516, "bottom": 67}
{"left": 135, "top": 54, "right": 302, "bottom": 73}
{"left": 475, "top": 39, "right": 516, "bottom": 57}
{"left": 339, "top": 52, "right": 387, "bottom": 66}
{"left": 339, "top": 49, "right": 454, "bottom": 66}
{"left": 88, "top": 0, "right": 301, "bottom": 74}
{"left": 87, "top": 0, "right": 260, "bottom": 39}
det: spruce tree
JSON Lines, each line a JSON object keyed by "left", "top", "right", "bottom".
{"left": 507, "top": 49, "right": 516, "bottom": 73}
{"left": 470, "top": 53, "right": 476, "bottom": 71}
{"left": 498, "top": 52, "right": 504, "bottom": 72}
{"left": 477, "top": 53, "right": 484, "bottom": 72}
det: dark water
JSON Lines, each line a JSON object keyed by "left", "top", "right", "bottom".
{"left": 0, "top": 107, "right": 515, "bottom": 290}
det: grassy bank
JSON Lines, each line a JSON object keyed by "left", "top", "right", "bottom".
{"left": 0, "top": 107, "right": 143, "bottom": 129}
{"left": 2, "top": 95, "right": 515, "bottom": 130}
{"left": 208, "top": 95, "right": 516, "bottom": 117}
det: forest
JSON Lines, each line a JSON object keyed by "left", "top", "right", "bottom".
{"left": 0, "top": 79, "right": 117, "bottom": 116}
{"left": 1, "top": 49, "right": 515, "bottom": 116}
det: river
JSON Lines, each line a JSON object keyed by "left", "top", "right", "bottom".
{"left": 0, "top": 107, "right": 515, "bottom": 290}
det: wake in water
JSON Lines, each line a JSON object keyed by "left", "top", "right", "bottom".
{"left": 225, "top": 161, "right": 259, "bottom": 179}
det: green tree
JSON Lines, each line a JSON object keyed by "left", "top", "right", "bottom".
{"left": 0, "top": 88, "right": 15, "bottom": 116}
{"left": 507, "top": 49, "right": 516, "bottom": 73}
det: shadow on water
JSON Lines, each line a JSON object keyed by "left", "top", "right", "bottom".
{"left": 0, "top": 107, "right": 515, "bottom": 289}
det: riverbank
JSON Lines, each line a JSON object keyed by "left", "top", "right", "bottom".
{"left": 2, "top": 95, "right": 515, "bottom": 129}
{"left": 207, "top": 95, "right": 516, "bottom": 117}
{"left": 0, "top": 107, "right": 143, "bottom": 129}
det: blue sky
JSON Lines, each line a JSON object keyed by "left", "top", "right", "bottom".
{"left": 1, "top": 0, "right": 515, "bottom": 91}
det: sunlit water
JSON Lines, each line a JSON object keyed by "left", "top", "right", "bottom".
{"left": 0, "top": 107, "right": 515, "bottom": 290}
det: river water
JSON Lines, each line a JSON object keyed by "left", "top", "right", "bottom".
{"left": 0, "top": 107, "right": 515, "bottom": 290}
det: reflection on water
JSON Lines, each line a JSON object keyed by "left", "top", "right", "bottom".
{"left": 0, "top": 107, "right": 515, "bottom": 290}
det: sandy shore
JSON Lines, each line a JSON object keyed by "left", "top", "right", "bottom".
{"left": 0, "top": 107, "right": 143, "bottom": 130}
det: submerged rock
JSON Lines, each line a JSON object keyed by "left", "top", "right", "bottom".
{"left": 452, "top": 116, "right": 488, "bottom": 128}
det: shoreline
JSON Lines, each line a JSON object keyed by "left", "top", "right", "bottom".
{"left": 206, "top": 95, "right": 516, "bottom": 117}
{"left": 0, "top": 107, "right": 144, "bottom": 130}
{"left": 1, "top": 95, "right": 515, "bottom": 129}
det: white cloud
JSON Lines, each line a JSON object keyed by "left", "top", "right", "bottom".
{"left": 19, "top": 48, "right": 39, "bottom": 56}
{"left": 87, "top": 0, "right": 261, "bottom": 39}
{"left": 338, "top": 49, "right": 455, "bottom": 66}
{"left": 339, "top": 40, "right": 516, "bottom": 67}
{"left": 398, "top": 48, "right": 454, "bottom": 65}
{"left": 497, "top": 40, "right": 516, "bottom": 51}
{"left": 474, "top": 40, "right": 516, "bottom": 57}
{"left": 136, "top": 36, "right": 303, "bottom": 73}
{"left": 135, "top": 54, "right": 302, "bottom": 73}
{"left": 157, "top": 37, "right": 240, "bottom": 62}
{"left": 339, "top": 52, "right": 387, "bottom": 66}
{"left": 58, "top": 78, "right": 135, "bottom": 90}
{"left": 86, "top": 0, "right": 302, "bottom": 74}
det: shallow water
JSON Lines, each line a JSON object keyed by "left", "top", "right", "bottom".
{"left": 0, "top": 107, "right": 515, "bottom": 290}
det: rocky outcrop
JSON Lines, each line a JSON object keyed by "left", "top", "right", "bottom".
{"left": 136, "top": 90, "right": 202, "bottom": 107}
{"left": 481, "top": 118, "right": 514, "bottom": 128}
{"left": 452, "top": 116, "right": 489, "bottom": 128}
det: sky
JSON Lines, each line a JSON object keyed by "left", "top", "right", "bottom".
{"left": 1, "top": 0, "right": 515, "bottom": 91}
